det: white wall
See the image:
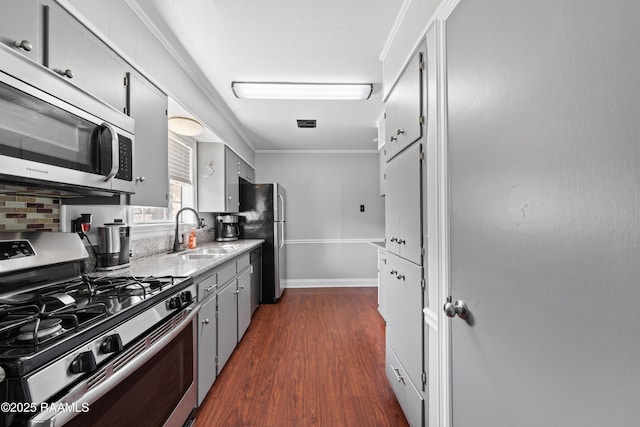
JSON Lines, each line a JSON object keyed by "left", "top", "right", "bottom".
{"left": 256, "top": 152, "right": 384, "bottom": 287}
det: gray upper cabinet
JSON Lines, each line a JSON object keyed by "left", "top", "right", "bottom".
{"left": 385, "top": 42, "right": 425, "bottom": 161}
{"left": 198, "top": 142, "right": 243, "bottom": 213}
{"left": 0, "top": 0, "right": 40, "bottom": 62}
{"left": 239, "top": 159, "right": 255, "bottom": 183}
{"left": 128, "top": 70, "right": 169, "bottom": 207}
{"left": 45, "top": 0, "right": 128, "bottom": 112}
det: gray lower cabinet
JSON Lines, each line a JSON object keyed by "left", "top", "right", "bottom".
{"left": 0, "top": 0, "right": 40, "bottom": 62}
{"left": 46, "top": 0, "right": 128, "bottom": 112}
{"left": 127, "top": 69, "right": 169, "bottom": 207}
{"left": 197, "top": 292, "right": 217, "bottom": 405}
{"left": 237, "top": 269, "right": 251, "bottom": 341}
{"left": 386, "top": 343, "right": 424, "bottom": 427}
{"left": 216, "top": 277, "right": 237, "bottom": 374}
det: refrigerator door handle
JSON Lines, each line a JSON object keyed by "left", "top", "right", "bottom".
{"left": 278, "top": 193, "right": 285, "bottom": 222}
{"left": 279, "top": 223, "right": 285, "bottom": 249}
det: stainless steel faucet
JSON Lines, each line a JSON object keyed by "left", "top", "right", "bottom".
{"left": 172, "top": 207, "right": 202, "bottom": 253}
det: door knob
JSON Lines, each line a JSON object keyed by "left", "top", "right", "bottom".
{"left": 443, "top": 299, "right": 469, "bottom": 319}
{"left": 13, "top": 40, "right": 33, "bottom": 51}
{"left": 56, "top": 69, "right": 74, "bottom": 78}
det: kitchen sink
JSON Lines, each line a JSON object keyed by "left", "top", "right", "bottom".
{"left": 177, "top": 246, "right": 228, "bottom": 260}
{"left": 180, "top": 253, "right": 225, "bottom": 260}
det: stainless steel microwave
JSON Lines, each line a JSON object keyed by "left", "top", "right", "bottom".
{"left": 0, "top": 44, "right": 134, "bottom": 196}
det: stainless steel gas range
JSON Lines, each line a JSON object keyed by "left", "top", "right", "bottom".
{"left": 0, "top": 232, "right": 199, "bottom": 427}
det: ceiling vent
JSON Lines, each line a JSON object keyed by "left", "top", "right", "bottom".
{"left": 297, "top": 119, "right": 316, "bottom": 129}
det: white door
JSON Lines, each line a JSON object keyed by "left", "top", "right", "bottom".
{"left": 446, "top": 1, "right": 640, "bottom": 426}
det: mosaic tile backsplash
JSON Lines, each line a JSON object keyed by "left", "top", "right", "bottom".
{"left": 0, "top": 195, "right": 61, "bottom": 231}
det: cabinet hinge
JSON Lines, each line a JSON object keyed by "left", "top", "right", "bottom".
{"left": 421, "top": 246, "right": 425, "bottom": 257}
{"left": 419, "top": 115, "right": 425, "bottom": 126}
{"left": 419, "top": 52, "right": 425, "bottom": 71}
{"left": 421, "top": 278, "right": 426, "bottom": 290}
{"left": 422, "top": 371, "right": 427, "bottom": 387}
{"left": 123, "top": 75, "right": 129, "bottom": 87}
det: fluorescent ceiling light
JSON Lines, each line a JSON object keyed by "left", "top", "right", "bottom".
{"left": 168, "top": 116, "right": 203, "bottom": 136}
{"left": 231, "top": 82, "right": 373, "bottom": 100}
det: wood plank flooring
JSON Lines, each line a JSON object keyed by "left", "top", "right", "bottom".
{"left": 194, "top": 287, "right": 409, "bottom": 427}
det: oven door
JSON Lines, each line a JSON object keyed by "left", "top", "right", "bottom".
{"left": 28, "top": 306, "right": 199, "bottom": 427}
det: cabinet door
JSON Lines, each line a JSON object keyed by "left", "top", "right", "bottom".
{"left": 127, "top": 70, "right": 169, "bottom": 207}
{"left": 237, "top": 269, "right": 251, "bottom": 341}
{"left": 386, "top": 252, "right": 424, "bottom": 392}
{"left": 217, "top": 280, "right": 238, "bottom": 373}
{"left": 379, "top": 145, "right": 387, "bottom": 196}
{"left": 224, "top": 147, "right": 240, "bottom": 212}
{"left": 197, "top": 295, "right": 217, "bottom": 405}
{"left": 385, "top": 43, "right": 424, "bottom": 161}
{"left": 0, "top": 0, "right": 40, "bottom": 61}
{"left": 378, "top": 249, "right": 388, "bottom": 321}
{"left": 46, "top": 1, "right": 127, "bottom": 111}
{"left": 385, "top": 157, "right": 401, "bottom": 257}
{"left": 395, "top": 143, "right": 423, "bottom": 265}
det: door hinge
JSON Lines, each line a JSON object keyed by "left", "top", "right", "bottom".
{"left": 422, "top": 371, "right": 427, "bottom": 387}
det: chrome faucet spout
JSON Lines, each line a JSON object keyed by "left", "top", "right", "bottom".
{"left": 172, "top": 207, "right": 201, "bottom": 253}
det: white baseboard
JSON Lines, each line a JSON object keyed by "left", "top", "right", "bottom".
{"left": 284, "top": 278, "right": 378, "bottom": 289}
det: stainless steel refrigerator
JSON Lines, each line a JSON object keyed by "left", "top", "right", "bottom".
{"left": 239, "top": 182, "right": 286, "bottom": 303}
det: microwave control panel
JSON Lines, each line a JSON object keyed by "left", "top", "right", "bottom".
{"left": 115, "top": 136, "right": 133, "bottom": 181}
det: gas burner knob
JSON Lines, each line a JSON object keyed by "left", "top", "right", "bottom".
{"left": 181, "top": 291, "right": 193, "bottom": 304}
{"left": 168, "top": 296, "right": 183, "bottom": 310}
{"left": 100, "top": 334, "right": 123, "bottom": 354}
{"left": 69, "top": 351, "right": 97, "bottom": 374}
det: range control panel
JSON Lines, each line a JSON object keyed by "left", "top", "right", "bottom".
{"left": 0, "top": 240, "right": 36, "bottom": 261}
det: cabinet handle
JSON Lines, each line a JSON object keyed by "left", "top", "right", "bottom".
{"left": 234, "top": 290, "right": 240, "bottom": 294}
{"left": 397, "top": 239, "right": 406, "bottom": 245}
{"left": 391, "top": 366, "right": 404, "bottom": 383}
{"left": 56, "top": 69, "right": 74, "bottom": 79}
{"left": 136, "top": 176, "right": 146, "bottom": 183}
{"left": 396, "top": 274, "right": 405, "bottom": 281}
{"left": 390, "top": 237, "right": 397, "bottom": 242}
{"left": 228, "top": 196, "right": 232, "bottom": 200}
{"left": 13, "top": 40, "right": 33, "bottom": 51}
{"left": 395, "top": 129, "right": 405, "bottom": 136}
{"left": 205, "top": 285, "right": 216, "bottom": 293}
{"left": 390, "top": 270, "right": 397, "bottom": 275}
{"left": 202, "top": 319, "right": 210, "bottom": 324}
{"left": 389, "top": 135, "right": 397, "bottom": 142}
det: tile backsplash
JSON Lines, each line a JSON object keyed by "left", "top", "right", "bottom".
{"left": 0, "top": 194, "right": 61, "bottom": 231}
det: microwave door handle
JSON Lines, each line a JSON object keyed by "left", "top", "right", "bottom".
{"left": 102, "top": 122, "right": 119, "bottom": 182}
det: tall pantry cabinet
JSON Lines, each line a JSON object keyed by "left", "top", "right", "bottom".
{"left": 382, "top": 39, "right": 428, "bottom": 427}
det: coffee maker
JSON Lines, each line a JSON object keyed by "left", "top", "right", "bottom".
{"left": 96, "top": 220, "right": 131, "bottom": 271}
{"left": 215, "top": 215, "right": 239, "bottom": 241}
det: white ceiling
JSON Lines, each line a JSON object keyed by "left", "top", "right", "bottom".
{"left": 132, "top": 0, "right": 404, "bottom": 151}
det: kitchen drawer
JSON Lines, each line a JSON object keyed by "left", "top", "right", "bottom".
{"left": 236, "top": 253, "right": 250, "bottom": 273}
{"left": 385, "top": 41, "right": 425, "bottom": 161}
{"left": 197, "top": 272, "right": 217, "bottom": 302}
{"left": 386, "top": 343, "right": 424, "bottom": 427}
{"left": 218, "top": 261, "right": 237, "bottom": 287}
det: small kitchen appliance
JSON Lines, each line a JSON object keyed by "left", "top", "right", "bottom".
{"left": 215, "top": 215, "right": 239, "bottom": 241}
{"left": 0, "top": 232, "right": 198, "bottom": 427}
{"left": 96, "top": 221, "right": 130, "bottom": 271}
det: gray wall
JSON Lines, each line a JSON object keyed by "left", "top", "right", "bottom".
{"left": 256, "top": 152, "right": 384, "bottom": 286}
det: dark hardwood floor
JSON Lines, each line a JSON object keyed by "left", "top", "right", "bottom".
{"left": 194, "top": 287, "right": 409, "bottom": 427}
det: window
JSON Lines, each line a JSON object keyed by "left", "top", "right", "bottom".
{"left": 131, "top": 136, "right": 196, "bottom": 225}
{"left": 168, "top": 137, "right": 195, "bottom": 220}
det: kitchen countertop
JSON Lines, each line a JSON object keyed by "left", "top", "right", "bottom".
{"left": 101, "top": 239, "right": 264, "bottom": 279}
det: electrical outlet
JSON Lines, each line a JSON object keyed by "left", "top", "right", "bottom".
{"left": 360, "top": 205, "right": 365, "bottom": 212}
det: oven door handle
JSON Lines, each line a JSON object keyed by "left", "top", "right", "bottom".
{"left": 28, "top": 305, "right": 200, "bottom": 427}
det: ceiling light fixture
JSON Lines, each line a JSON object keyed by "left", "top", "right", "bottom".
{"left": 168, "top": 116, "right": 204, "bottom": 136}
{"left": 231, "top": 82, "right": 373, "bottom": 100}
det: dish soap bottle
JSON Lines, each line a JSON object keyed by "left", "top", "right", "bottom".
{"left": 188, "top": 229, "right": 197, "bottom": 249}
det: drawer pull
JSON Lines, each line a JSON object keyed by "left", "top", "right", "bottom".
{"left": 205, "top": 285, "right": 216, "bottom": 293}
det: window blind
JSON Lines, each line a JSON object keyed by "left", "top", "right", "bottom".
{"left": 168, "top": 139, "right": 192, "bottom": 184}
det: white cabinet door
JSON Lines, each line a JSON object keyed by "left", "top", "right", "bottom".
{"left": 0, "top": 0, "right": 40, "bottom": 62}
{"left": 197, "top": 295, "right": 217, "bottom": 405}
{"left": 237, "top": 269, "right": 251, "bottom": 341}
